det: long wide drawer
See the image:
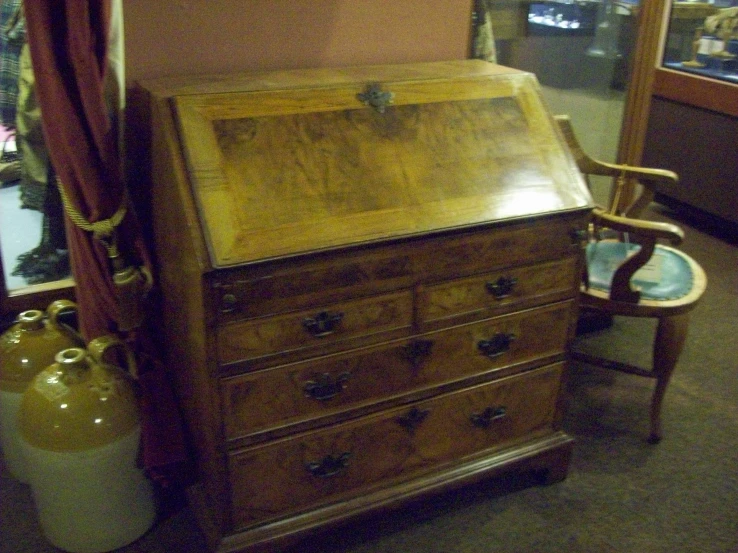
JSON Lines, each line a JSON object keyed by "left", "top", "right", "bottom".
{"left": 228, "top": 363, "right": 564, "bottom": 530}
{"left": 221, "top": 301, "right": 573, "bottom": 442}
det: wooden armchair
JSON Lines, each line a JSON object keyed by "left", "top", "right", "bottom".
{"left": 557, "top": 115, "right": 707, "bottom": 443}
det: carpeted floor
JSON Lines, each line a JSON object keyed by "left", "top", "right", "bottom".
{"left": 1, "top": 201, "right": 736, "bottom": 553}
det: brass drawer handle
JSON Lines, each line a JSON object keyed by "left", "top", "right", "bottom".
{"left": 305, "top": 452, "right": 351, "bottom": 478}
{"left": 357, "top": 83, "right": 394, "bottom": 113}
{"left": 220, "top": 293, "right": 238, "bottom": 314}
{"left": 401, "top": 339, "right": 434, "bottom": 369}
{"left": 570, "top": 228, "right": 588, "bottom": 245}
{"left": 304, "top": 372, "right": 351, "bottom": 401}
{"left": 470, "top": 406, "right": 507, "bottom": 428}
{"left": 303, "top": 311, "right": 344, "bottom": 337}
{"left": 477, "top": 333, "right": 516, "bottom": 359}
{"left": 485, "top": 276, "right": 517, "bottom": 299}
{"left": 395, "top": 407, "right": 430, "bottom": 433}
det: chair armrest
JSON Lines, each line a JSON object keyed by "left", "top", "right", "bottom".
{"left": 593, "top": 164, "right": 677, "bottom": 220}
{"left": 592, "top": 208, "right": 684, "bottom": 245}
{"left": 555, "top": 114, "right": 678, "bottom": 217}
{"left": 584, "top": 160, "right": 676, "bottom": 189}
{"left": 556, "top": 115, "right": 677, "bottom": 185}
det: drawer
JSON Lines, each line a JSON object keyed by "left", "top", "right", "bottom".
{"left": 418, "top": 256, "right": 579, "bottom": 328}
{"left": 414, "top": 214, "right": 586, "bottom": 283}
{"left": 217, "top": 290, "right": 413, "bottom": 370}
{"left": 211, "top": 247, "right": 415, "bottom": 322}
{"left": 221, "top": 301, "right": 572, "bottom": 442}
{"left": 228, "top": 363, "right": 563, "bottom": 530}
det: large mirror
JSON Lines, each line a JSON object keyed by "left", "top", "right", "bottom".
{"left": 0, "top": 0, "right": 73, "bottom": 317}
{"left": 479, "top": 0, "right": 641, "bottom": 207}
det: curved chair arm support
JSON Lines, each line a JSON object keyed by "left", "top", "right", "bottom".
{"left": 593, "top": 209, "right": 685, "bottom": 245}
{"left": 608, "top": 238, "right": 655, "bottom": 303}
{"left": 591, "top": 210, "right": 684, "bottom": 304}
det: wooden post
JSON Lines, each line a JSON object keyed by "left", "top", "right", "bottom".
{"left": 617, "top": 0, "right": 671, "bottom": 208}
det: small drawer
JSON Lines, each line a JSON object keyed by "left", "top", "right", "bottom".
{"left": 221, "top": 301, "right": 572, "bottom": 442}
{"left": 415, "top": 214, "right": 586, "bottom": 283}
{"left": 228, "top": 363, "right": 563, "bottom": 530}
{"left": 212, "top": 247, "right": 415, "bottom": 321}
{"left": 418, "top": 257, "right": 579, "bottom": 328}
{"left": 217, "top": 290, "right": 413, "bottom": 370}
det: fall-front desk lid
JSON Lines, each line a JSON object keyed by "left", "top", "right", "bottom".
{"left": 172, "top": 61, "right": 592, "bottom": 268}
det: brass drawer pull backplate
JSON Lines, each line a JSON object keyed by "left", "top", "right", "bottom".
{"left": 477, "top": 333, "right": 517, "bottom": 359}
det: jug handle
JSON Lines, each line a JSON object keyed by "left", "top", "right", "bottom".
{"left": 46, "top": 300, "right": 83, "bottom": 339}
{"left": 86, "top": 335, "right": 138, "bottom": 379}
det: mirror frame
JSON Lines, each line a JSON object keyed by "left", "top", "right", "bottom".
{"left": 0, "top": 251, "right": 75, "bottom": 319}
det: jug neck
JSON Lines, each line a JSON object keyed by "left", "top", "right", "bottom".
{"left": 54, "top": 348, "right": 92, "bottom": 385}
{"left": 18, "top": 310, "right": 45, "bottom": 331}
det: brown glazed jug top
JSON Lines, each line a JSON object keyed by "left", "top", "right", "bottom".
{"left": 19, "top": 337, "right": 140, "bottom": 452}
{"left": 0, "top": 301, "right": 83, "bottom": 393}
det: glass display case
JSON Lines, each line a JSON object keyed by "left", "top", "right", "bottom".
{"left": 491, "top": 0, "right": 641, "bottom": 206}
{"left": 662, "top": 1, "right": 738, "bottom": 84}
{"left": 526, "top": 1, "right": 599, "bottom": 36}
{"left": 643, "top": 1, "right": 738, "bottom": 224}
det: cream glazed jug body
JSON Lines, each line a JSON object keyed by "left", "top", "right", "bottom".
{"left": 18, "top": 335, "right": 156, "bottom": 553}
{"left": 0, "top": 300, "right": 82, "bottom": 482}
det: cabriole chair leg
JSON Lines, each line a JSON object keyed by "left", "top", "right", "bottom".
{"left": 648, "top": 313, "right": 690, "bottom": 444}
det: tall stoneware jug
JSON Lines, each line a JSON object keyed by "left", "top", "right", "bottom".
{"left": 0, "top": 300, "right": 83, "bottom": 482}
{"left": 18, "top": 335, "right": 156, "bottom": 553}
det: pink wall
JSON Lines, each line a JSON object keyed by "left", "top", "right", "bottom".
{"left": 123, "top": 0, "right": 473, "bottom": 82}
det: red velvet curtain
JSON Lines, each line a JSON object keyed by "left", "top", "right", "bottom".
{"left": 24, "top": 0, "right": 148, "bottom": 340}
{"left": 23, "top": 1, "right": 187, "bottom": 482}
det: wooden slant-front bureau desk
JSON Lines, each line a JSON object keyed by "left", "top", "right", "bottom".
{"left": 138, "top": 60, "right": 593, "bottom": 552}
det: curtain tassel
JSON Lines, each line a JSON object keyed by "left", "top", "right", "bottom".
{"left": 57, "top": 177, "right": 153, "bottom": 332}
{"left": 110, "top": 253, "right": 153, "bottom": 331}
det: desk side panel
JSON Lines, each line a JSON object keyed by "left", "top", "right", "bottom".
{"left": 148, "top": 92, "right": 230, "bottom": 544}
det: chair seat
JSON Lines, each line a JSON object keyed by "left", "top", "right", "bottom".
{"left": 586, "top": 241, "right": 694, "bottom": 301}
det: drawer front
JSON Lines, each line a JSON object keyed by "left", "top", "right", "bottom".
{"left": 418, "top": 256, "right": 579, "bottom": 328}
{"left": 217, "top": 290, "right": 413, "bottom": 369}
{"left": 228, "top": 363, "right": 563, "bottom": 530}
{"left": 414, "top": 214, "right": 586, "bottom": 283}
{"left": 212, "top": 248, "right": 415, "bottom": 321}
{"left": 221, "top": 301, "right": 572, "bottom": 441}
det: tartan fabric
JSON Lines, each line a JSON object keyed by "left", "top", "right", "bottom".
{"left": 0, "top": 0, "right": 24, "bottom": 127}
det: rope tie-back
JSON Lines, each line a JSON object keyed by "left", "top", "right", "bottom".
{"left": 56, "top": 176, "right": 127, "bottom": 257}
{"left": 56, "top": 176, "right": 153, "bottom": 332}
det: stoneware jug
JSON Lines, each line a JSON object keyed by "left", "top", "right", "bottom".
{"left": 18, "top": 335, "right": 156, "bottom": 553}
{"left": 0, "top": 300, "right": 83, "bottom": 482}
